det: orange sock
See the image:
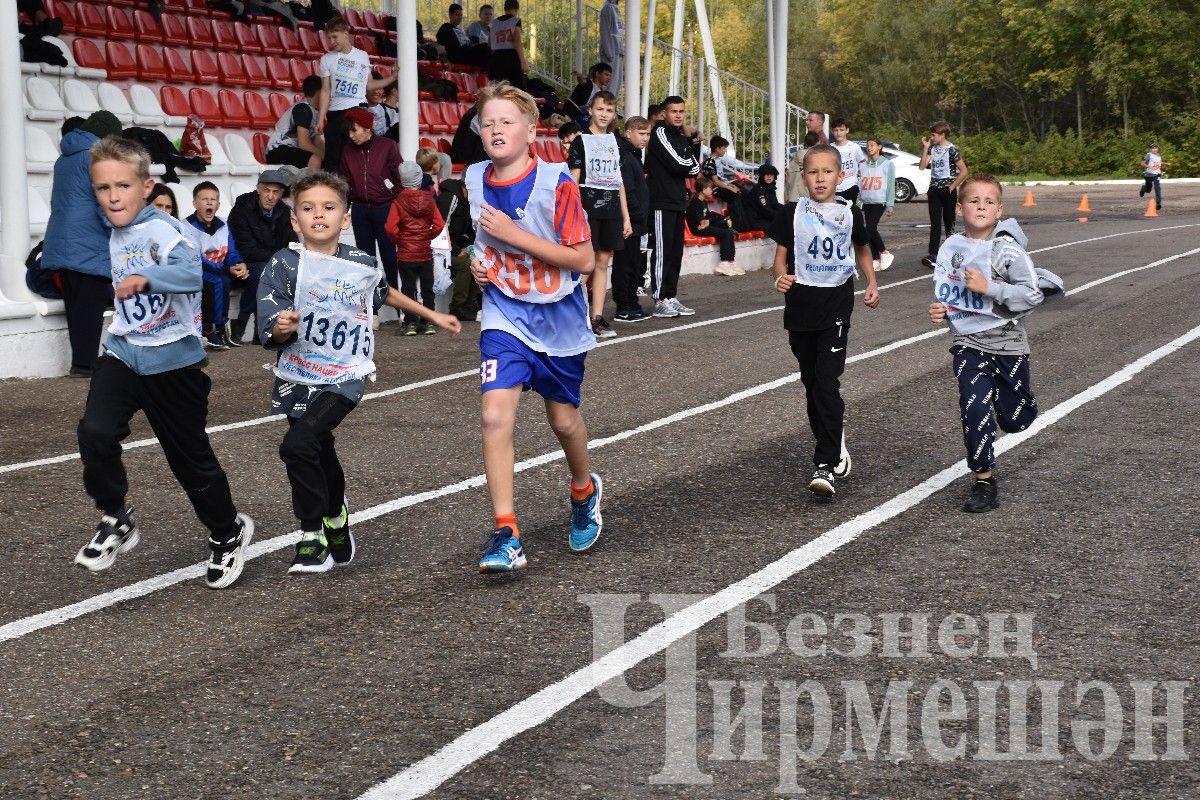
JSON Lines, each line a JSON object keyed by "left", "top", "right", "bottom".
{"left": 570, "top": 476, "right": 594, "bottom": 501}
{"left": 495, "top": 513, "right": 519, "bottom": 537}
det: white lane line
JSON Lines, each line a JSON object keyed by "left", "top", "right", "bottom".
{"left": 356, "top": 319, "right": 1200, "bottom": 800}
{"left": 1, "top": 246, "right": 1197, "bottom": 644}
{"left": 3, "top": 224, "right": 1194, "bottom": 477}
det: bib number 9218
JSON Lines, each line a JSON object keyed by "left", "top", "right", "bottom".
{"left": 806, "top": 235, "right": 848, "bottom": 262}
{"left": 300, "top": 312, "right": 372, "bottom": 357}
{"left": 936, "top": 282, "right": 985, "bottom": 310}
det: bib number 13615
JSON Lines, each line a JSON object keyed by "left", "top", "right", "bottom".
{"left": 300, "top": 312, "right": 372, "bottom": 357}
{"left": 119, "top": 293, "right": 166, "bottom": 325}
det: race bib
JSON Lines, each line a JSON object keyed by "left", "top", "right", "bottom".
{"left": 108, "top": 217, "right": 201, "bottom": 346}
{"left": 791, "top": 198, "right": 856, "bottom": 288}
{"left": 580, "top": 133, "right": 622, "bottom": 192}
{"left": 933, "top": 235, "right": 1003, "bottom": 335}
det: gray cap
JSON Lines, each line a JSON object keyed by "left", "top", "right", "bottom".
{"left": 257, "top": 168, "right": 290, "bottom": 187}
{"left": 399, "top": 161, "right": 423, "bottom": 190}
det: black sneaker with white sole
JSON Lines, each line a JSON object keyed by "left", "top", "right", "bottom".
{"left": 74, "top": 508, "right": 139, "bottom": 572}
{"left": 288, "top": 531, "right": 333, "bottom": 574}
{"left": 206, "top": 513, "right": 255, "bottom": 589}
{"left": 808, "top": 467, "right": 836, "bottom": 496}
{"left": 324, "top": 501, "right": 354, "bottom": 566}
{"left": 962, "top": 477, "right": 999, "bottom": 513}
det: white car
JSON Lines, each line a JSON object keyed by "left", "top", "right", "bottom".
{"left": 785, "top": 140, "right": 931, "bottom": 203}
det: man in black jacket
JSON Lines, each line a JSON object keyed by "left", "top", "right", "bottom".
{"left": 646, "top": 95, "right": 700, "bottom": 318}
{"left": 227, "top": 169, "right": 297, "bottom": 343}
{"left": 612, "top": 116, "right": 651, "bottom": 322}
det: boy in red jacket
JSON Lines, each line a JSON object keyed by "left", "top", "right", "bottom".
{"left": 387, "top": 161, "right": 446, "bottom": 335}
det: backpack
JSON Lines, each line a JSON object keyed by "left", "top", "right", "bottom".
{"left": 24, "top": 241, "right": 63, "bottom": 300}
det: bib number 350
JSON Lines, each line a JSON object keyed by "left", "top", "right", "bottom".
{"left": 485, "top": 245, "right": 562, "bottom": 296}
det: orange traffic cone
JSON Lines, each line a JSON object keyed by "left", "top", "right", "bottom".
{"left": 1144, "top": 198, "right": 1158, "bottom": 217}
{"left": 1023, "top": 190, "right": 1037, "bottom": 207}
{"left": 1077, "top": 194, "right": 1090, "bottom": 212}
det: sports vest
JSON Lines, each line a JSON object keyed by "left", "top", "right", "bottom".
{"left": 489, "top": 15, "right": 520, "bottom": 51}
{"left": 274, "top": 248, "right": 383, "bottom": 384}
{"left": 267, "top": 101, "right": 316, "bottom": 152}
{"left": 465, "top": 160, "right": 582, "bottom": 304}
{"left": 928, "top": 143, "right": 954, "bottom": 180}
{"left": 579, "top": 132, "right": 622, "bottom": 192}
{"left": 1144, "top": 153, "right": 1162, "bottom": 177}
{"left": 791, "top": 197, "right": 856, "bottom": 288}
{"left": 108, "top": 216, "right": 202, "bottom": 346}
{"left": 834, "top": 142, "right": 863, "bottom": 192}
{"left": 932, "top": 234, "right": 1003, "bottom": 336}
{"left": 859, "top": 158, "right": 892, "bottom": 205}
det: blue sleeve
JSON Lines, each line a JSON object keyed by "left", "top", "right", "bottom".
{"left": 142, "top": 239, "right": 202, "bottom": 294}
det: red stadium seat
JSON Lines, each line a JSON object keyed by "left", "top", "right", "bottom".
{"left": 105, "top": 6, "right": 136, "bottom": 39}
{"left": 71, "top": 38, "right": 107, "bottom": 73}
{"left": 277, "top": 27, "right": 305, "bottom": 58}
{"left": 186, "top": 17, "right": 214, "bottom": 49}
{"left": 353, "top": 34, "right": 377, "bottom": 57}
{"left": 160, "top": 13, "right": 189, "bottom": 47}
{"left": 164, "top": 47, "right": 194, "bottom": 82}
{"left": 363, "top": 11, "right": 382, "bottom": 30}
{"left": 298, "top": 27, "right": 324, "bottom": 59}
{"left": 104, "top": 41, "right": 138, "bottom": 80}
{"left": 217, "top": 88, "right": 252, "bottom": 128}
{"left": 252, "top": 132, "right": 270, "bottom": 163}
{"left": 184, "top": 0, "right": 214, "bottom": 16}
{"left": 160, "top": 85, "right": 192, "bottom": 118}
{"left": 211, "top": 20, "right": 238, "bottom": 51}
{"left": 257, "top": 25, "right": 284, "bottom": 55}
{"left": 243, "top": 92, "right": 273, "bottom": 128}
{"left": 436, "top": 138, "right": 452, "bottom": 154}
{"left": 243, "top": 55, "right": 272, "bottom": 88}
{"left": 132, "top": 9, "right": 164, "bottom": 43}
{"left": 342, "top": 8, "right": 365, "bottom": 32}
{"left": 188, "top": 87, "right": 224, "bottom": 127}
{"left": 135, "top": 44, "right": 169, "bottom": 81}
{"left": 265, "top": 56, "right": 293, "bottom": 90}
{"left": 74, "top": 3, "right": 106, "bottom": 37}
{"left": 440, "top": 102, "right": 463, "bottom": 128}
{"left": 42, "top": 0, "right": 77, "bottom": 34}
{"left": 419, "top": 137, "right": 436, "bottom": 149}
{"left": 289, "top": 60, "right": 312, "bottom": 90}
{"left": 318, "top": 30, "right": 333, "bottom": 51}
{"left": 216, "top": 51, "right": 247, "bottom": 86}
{"left": 419, "top": 100, "right": 450, "bottom": 134}
{"left": 192, "top": 49, "right": 219, "bottom": 83}
{"left": 268, "top": 92, "right": 292, "bottom": 119}
{"left": 233, "top": 21, "right": 262, "bottom": 54}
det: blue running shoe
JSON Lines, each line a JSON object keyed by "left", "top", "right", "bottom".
{"left": 479, "top": 526, "right": 526, "bottom": 573}
{"left": 569, "top": 473, "right": 603, "bottom": 552}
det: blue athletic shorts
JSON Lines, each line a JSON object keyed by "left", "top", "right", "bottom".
{"left": 479, "top": 329, "right": 587, "bottom": 407}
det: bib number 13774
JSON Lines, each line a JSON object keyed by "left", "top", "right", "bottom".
{"left": 806, "top": 235, "right": 847, "bottom": 262}
{"left": 300, "top": 312, "right": 372, "bottom": 357}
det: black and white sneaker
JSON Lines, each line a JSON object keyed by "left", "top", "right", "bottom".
{"left": 206, "top": 513, "right": 255, "bottom": 589}
{"left": 324, "top": 500, "right": 355, "bottom": 566}
{"left": 223, "top": 322, "right": 242, "bottom": 348}
{"left": 288, "top": 531, "right": 333, "bottom": 574}
{"left": 833, "top": 433, "right": 852, "bottom": 478}
{"left": 808, "top": 467, "right": 836, "bottom": 497}
{"left": 921, "top": 255, "right": 936, "bottom": 269}
{"left": 962, "top": 477, "right": 999, "bottom": 513}
{"left": 74, "top": 508, "right": 140, "bottom": 572}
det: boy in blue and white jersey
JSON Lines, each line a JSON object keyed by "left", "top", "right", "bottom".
{"left": 186, "top": 181, "right": 249, "bottom": 349}
{"left": 257, "top": 171, "right": 460, "bottom": 574}
{"left": 466, "top": 81, "right": 603, "bottom": 573}
{"left": 928, "top": 173, "right": 1063, "bottom": 513}
{"left": 1139, "top": 142, "right": 1169, "bottom": 211}
{"left": 74, "top": 136, "right": 254, "bottom": 590}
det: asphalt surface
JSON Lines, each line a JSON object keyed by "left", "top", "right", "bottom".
{"left": 2, "top": 183, "right": 1198, "bottom": 800}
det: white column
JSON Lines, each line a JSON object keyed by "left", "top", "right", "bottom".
{"left": 766, "top": 0, "right": 775, "bottom": 146}
{"left": 0, "top": 0, "right": 32, "bottom": 302}
{"left": 396, "top": 0, "right": 419, "bottom": 160}
{"left": 623, "top": 0, "right": 642, "bottom": 119}
{"left": 575, "top": 0, "right": 585, "bottom": 74}
{"left": 691, "top": 0, "right": 729, "bottom": 142}
{"left": 640, "top": 0, "right": 657, "bottom": 113}
{"left": 771, "top": 0, "right": 788, "bottom": 200}
{"left": 669, "top": 0, "right": 684, "bottom": 95}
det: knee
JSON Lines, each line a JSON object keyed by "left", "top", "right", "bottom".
{"left": 480, "top": 396, "right": 516, "bottom": 437}
{"left": 997, "top": 399, "right": 1038, "bottom": 433}
{"left": 77, "top": 416, "right": 116, "bottom": 452}
{"left": 547, "top": 405, "right": 582, "bottom": 438}
{"left": 279, "top": 425, "right": 316, "bottom": 464}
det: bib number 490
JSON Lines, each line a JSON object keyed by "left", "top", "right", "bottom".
{"left": 806, "top": 235, "right": 848, "bottom": 262}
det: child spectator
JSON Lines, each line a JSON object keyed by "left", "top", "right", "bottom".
{"left": 465, "top": 81, "right": 601, "bottom": 573}
{"left": 466, "top": 4, "right": 494, "bottom": 44}
{"left": 785, "top": 130, "right": 820, "bottom": 203}
{"left": 700, "top": 135, "right": 755, "bottom": 232}
{"left": 266, "top": 75, "right": 325, "bottom": 170}
{"left": 558, "top": 120, "right": 580, "bottom": 149}
{"left": 438, "top": 177, "right": 480, "bottom": 321}
{"left": 568, "top": 90, "right": 632, "bottom": 339}
{"left": 186, "top": 182, "right": 249, "bottom": 349}
{"left": 317, "top": 17, "right": 397, "bottom": 172}
{"left": 75, "top": 135, "right": 253, "bottom": 589}
{"left": 439, "top": 3, "right": 490, "bottom": 66}
{"left": 927, "top": 174, "right": 1062, "bottom": 513}
{"left": 258, "top": 171, "right": 460, "bottom": 573}
{"left": 612, "top": 115, "right": 651, "bottom": 322}
{"left": 569, "top": 62, "right": 613, "bottom": 116}
{"left": 829, "top": 117, "right": 866, "bottom": 202}
{"left": 148, "top": 184, "right": 178, "bottom": 217}
{"left": 686, "top": 177, "right": 740, "bottom": 276}
{"left": 486, "top": 0, "right": 529, "bottom": 89}
{"left": 768, "top": 144, "right": 880, "bottom": 496}
{"left": 339, "top": 107, "right": 402, "bottom": 291}
{"left": 919, "top": 120, "right": 968, "bottom": 268}
{"left": 1139, "top": 142, "right": 1168, "bottom": 211}
{"left": 859, "top": 137, "right": 895, "bottom": 271}
{"left": 745, "top": 165, "right": 782, "bottom": 232}
{"left": 373, "top": 82, "right": 400, "bottom": 138}
{"left": 415, "top": 147, "right": 442, "bottom": 193}
{"left": 387, "top": 162, "right": 446, "bottom": 335}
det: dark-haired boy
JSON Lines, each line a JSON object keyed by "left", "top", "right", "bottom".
{"left": 186, "top": 181, "right": 249, "bottom": 349}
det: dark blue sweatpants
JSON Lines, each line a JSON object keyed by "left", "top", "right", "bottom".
{"left": 952, "top": 345, "right": 1038, "bottom": 473}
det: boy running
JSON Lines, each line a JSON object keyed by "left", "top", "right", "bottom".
{"left": 568, "top": 90, "right": 632, "bottom": 339}
{"left": 258, "top": 172, "right": 461, "bottom": 573}
{"left": 74, "top": 136, "right": 253, "bottom": 589}
{"left": 467, "top": 81, "right": 602, "bottom": 573}
{"left": 1139, "top": 143, "right": 1168, "bottom": 212}
{"left": 769, "top": 144, "right": 880, "bottom": 496}
{"left": 928, "top": 174, "right": 1062, "bottom": 513}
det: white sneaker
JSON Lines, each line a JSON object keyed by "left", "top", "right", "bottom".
{"left": 879, "top": 251, "right": 895, "bottom": 271}
{"left": 729, "top": 264, "right": 746, "bottom": 275}
{"left": 652, "top": 299, "right": 679, "bottom": 318}
{"left": 74, "top": 509, "right": 140, "bottom": 572}
{"left": 669, "top": 297, "right": 696, "bottom": 316}
{"left": 872, "top": 259, "right": 881, "bottom": 270}
{"left": 206, "top": 513, "right": 255, "bottom": 590}
{"left": 834, "top": 431, "right": 852, "bottom": 478}
{"left": 714, "top": 262, "right": 739, "bottom": 276}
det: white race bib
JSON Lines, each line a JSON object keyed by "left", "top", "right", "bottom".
{"left": 933, "top": 235, "right": 1003, "bottom": 335}
{"left": 790, "top": 198, "right": 856, "bottom": 288}
{"left": 580, "top": 133, "right": 622, "bottom": 192}
{"left": 108, "top": 217, "right": 201, "bottom": 346}
{"left": 275, "top": 250, "right": 382, "bottom": 384}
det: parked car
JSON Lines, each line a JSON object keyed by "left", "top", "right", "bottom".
{"left": 783, "top": 140, "right": 930, "bottom": 203}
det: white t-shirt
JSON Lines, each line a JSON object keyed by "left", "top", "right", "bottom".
{"left": 320, "top": 47, "right": 372, "bottom": 112}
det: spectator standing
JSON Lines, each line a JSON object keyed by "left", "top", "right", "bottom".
{"left": 829, "top": 117, "right": 867, "bottom": 202}
{"left": 466, "top": 4, "right": 494, "bottom": 44}
{"left": 611, "top": 116, "right": 651, "bottom": 322}
{"left": 43, "top": 110, "right": 124, "bottom": 377}
{"left": 266, "top": 75, "right": 325, "bottom": 171}
{"left": 438, "top": 177, "right": 480, "bottom": 321}
{"left": 438, "top": 3, "right": 490, "bottom": 66}
{"left": 785, "top": 130, "right": 820, "bottom": 202}
{"left": 387, "top": 162, "right": 446, "bottom": 335}
{"left": 919, "top": 120, "right": 969, "bottom": 268}
{"left": 339, "top": 107, "right": 403, "bottom": 291}
{"left": 645, "top": 95, "right": 700, "bottom": 318}
{"left": 227, "top": 170, "right": 297, "bottom": 343}
{"left": 599, "top": 0, "right": 624, "bottom": 100}
{"left": 486, "top": 0, "right": 529, "bottom": 89}
{"left": 806, "top": 109, "right": 829, "bottom": 145}
{"left": 316, "top": 18, "right": 396, "bottom": 172}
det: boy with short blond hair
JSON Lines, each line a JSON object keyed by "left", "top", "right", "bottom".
{"left": 928, "top": 173, "right": 1061, "bottom": 513}
{"left": 74, "top": 136, "right": 253, "bottom": 590}
{"left": 258, "top": 171, "right": 461, "bottom": 573}
{"left": 466, "top": 81, "right": 602, "bottom": 573}
{"left": 612, "top": 115, "right": 651, "bottom": 321}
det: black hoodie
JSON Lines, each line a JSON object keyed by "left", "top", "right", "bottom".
{"left": 645, "top": 122, "right": 700, "bottom": 212}
{"left": 617, "top": 135, "right": 650, "bottom": 237}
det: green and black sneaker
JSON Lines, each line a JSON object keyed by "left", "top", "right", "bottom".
{"left": 288, "top": 530, "right": 332, "bottom": 574}
{"left": 324, "top": 501, "right": 355, "bottom": 566}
